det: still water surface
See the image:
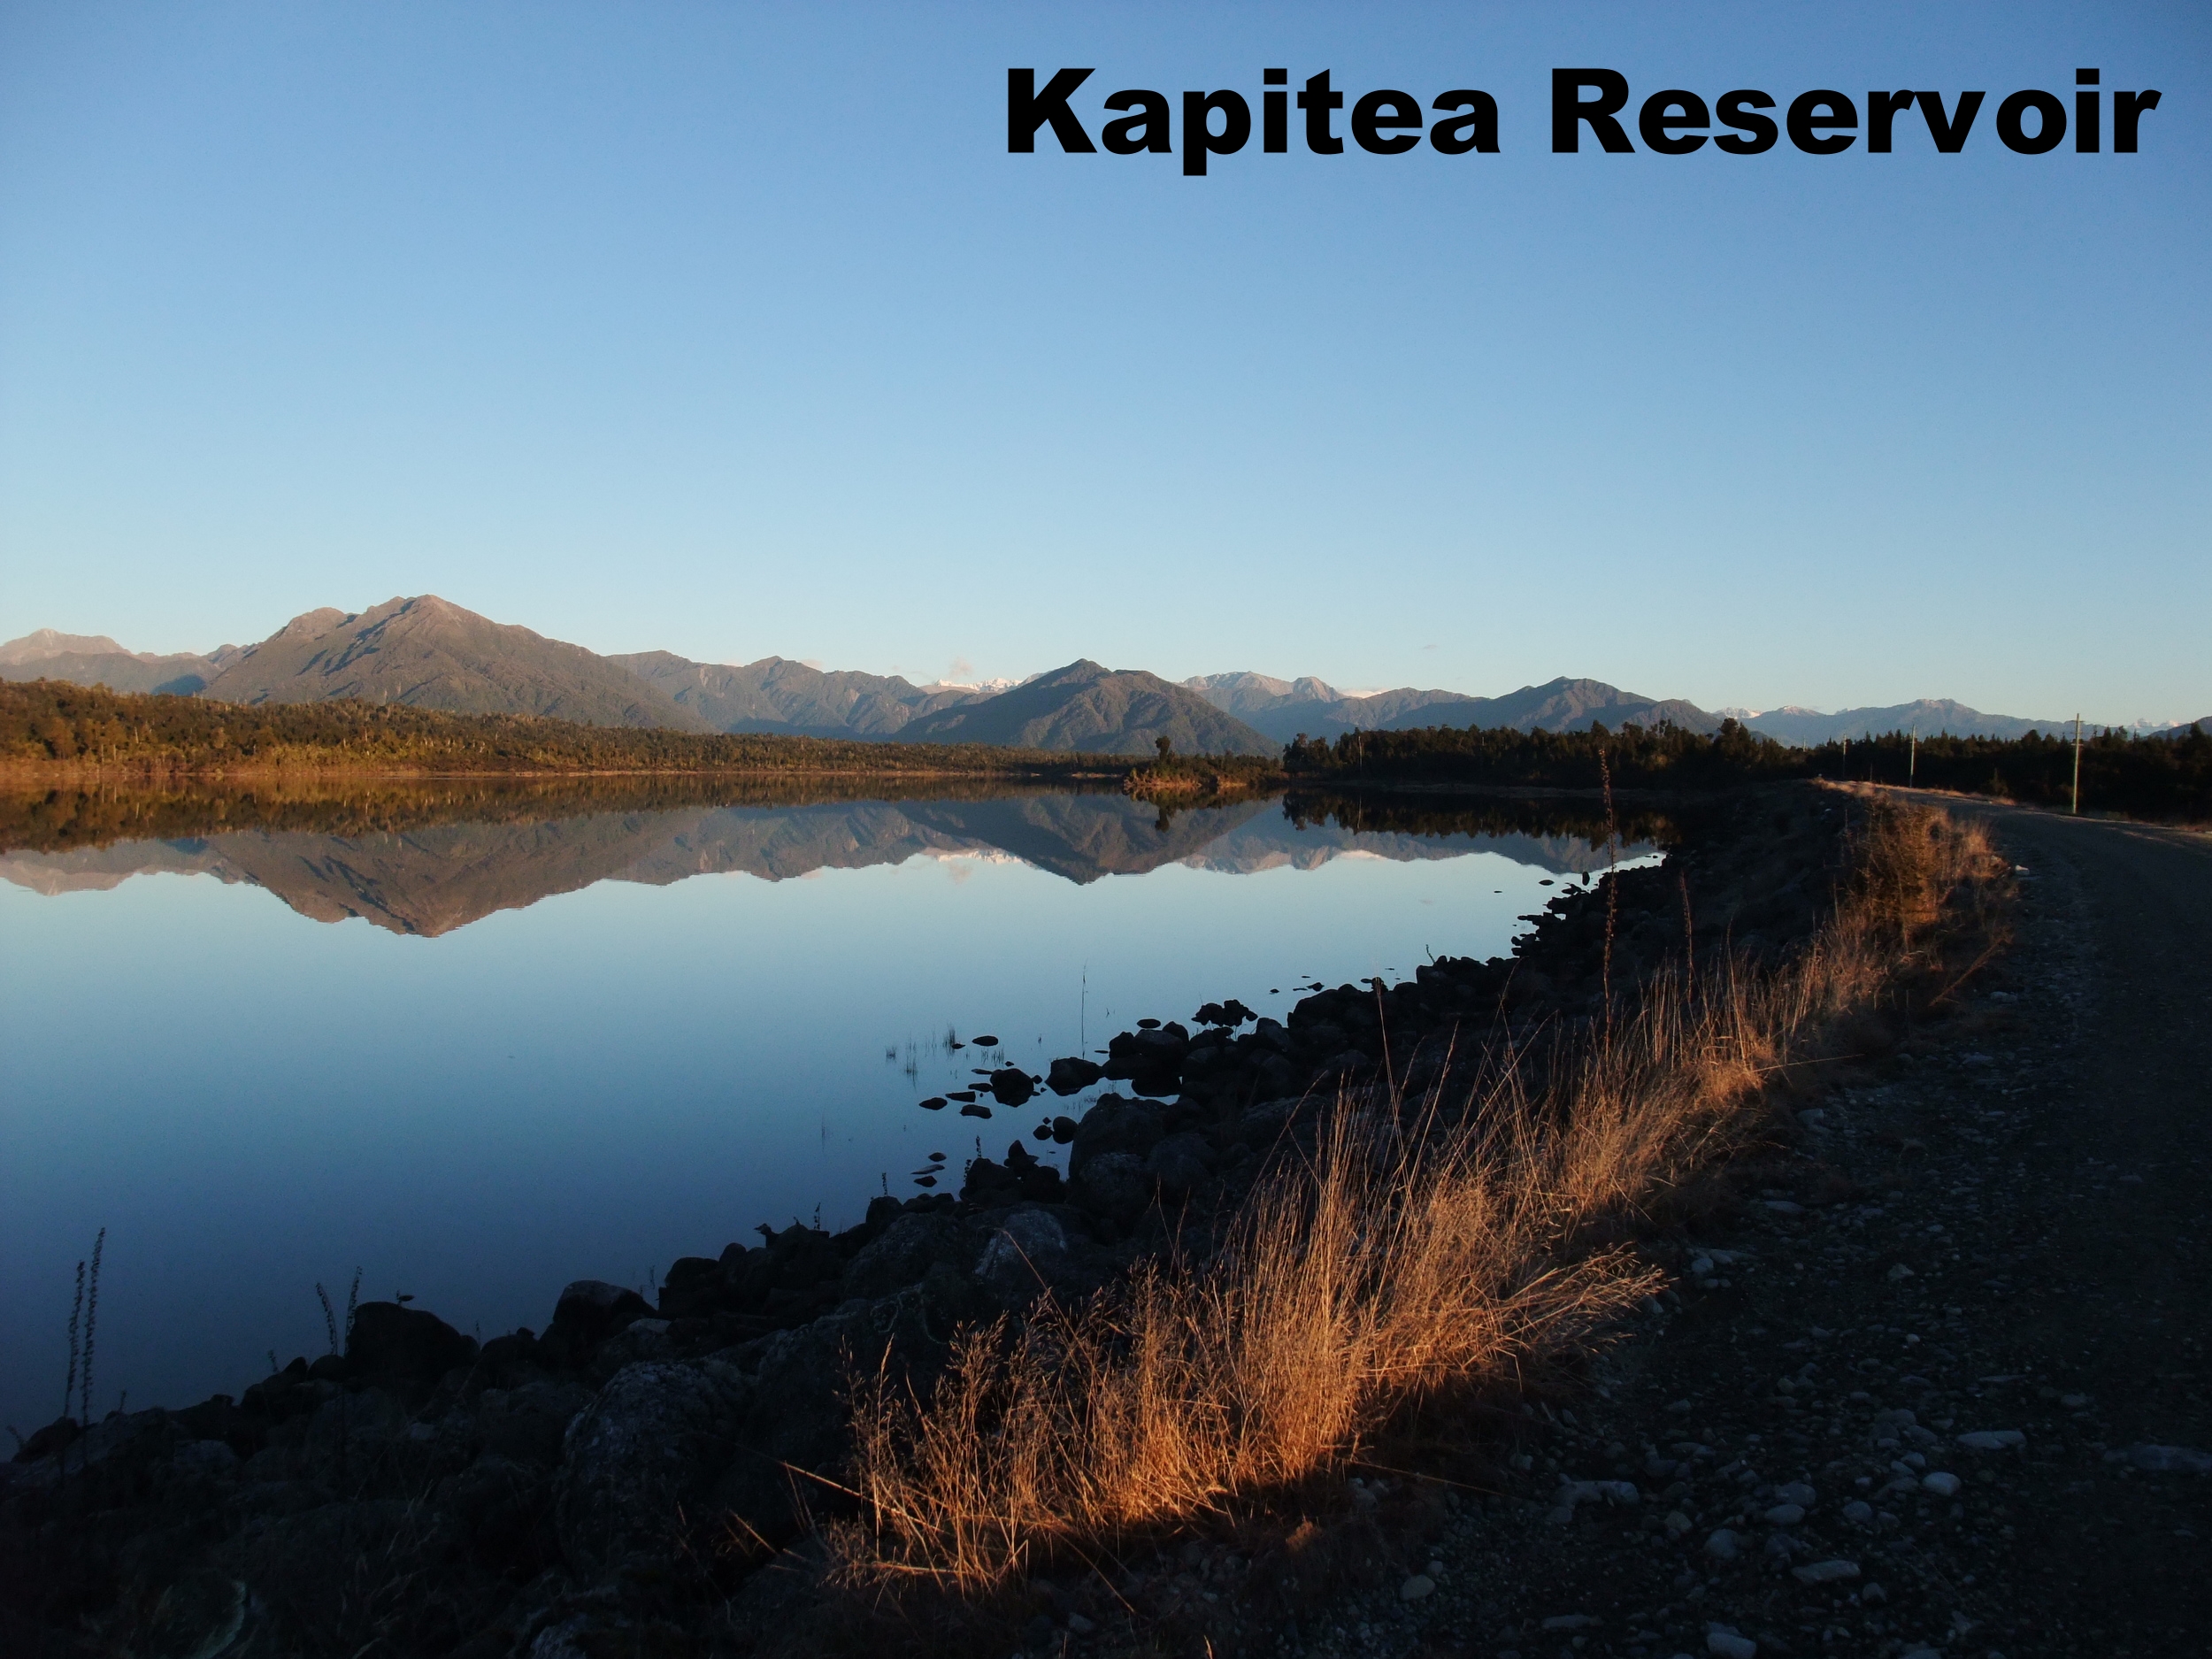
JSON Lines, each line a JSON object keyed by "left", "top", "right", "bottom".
{"left": 0, "top": 787, "right": 1655, "bottom": 1429}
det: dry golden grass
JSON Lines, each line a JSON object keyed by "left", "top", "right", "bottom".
{"left": 828, "top": 796, "right": 2002, "bottom": 1597}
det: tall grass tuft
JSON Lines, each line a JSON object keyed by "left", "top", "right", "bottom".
{"left": 316, "top": 1266, "right": 364, "bottom": 1356}
{"left": 80, "top": 1227, "right": 104, "bottom": 1428}
{"left": 62, "top": 1260, "right": 84, "bottom": 1432}
{"left": 827, "top": 798, "right": 2001, "bottom": 1599}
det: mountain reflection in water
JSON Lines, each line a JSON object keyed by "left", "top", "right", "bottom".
{"left": 0, "top": 787, "right": 1664, "bottom": 936}
{"left": 0, "top": 780, "right": 1663, "bottom": 1430}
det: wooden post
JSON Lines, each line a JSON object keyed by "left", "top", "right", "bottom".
{"left": 2071, "top": 715, "right": 2083, "bottom": 815}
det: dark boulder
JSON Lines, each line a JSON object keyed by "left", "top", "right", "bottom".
{"left": 1293, "top": 1018, "right": 1349, "bottom": 1058}
{"left": 1104, "top": 1022, "right": 1190, "bottom": 1091}
{"left": 1002, "top": 1139, "right": 1066, "bottom": 1202}
{"left": 987, "top": 1067, "right": 1036, "bottom": 1105}
{"left": 1313, "top": 1048, "right": 1372, "bottom": 1085}
{"left": 1146, "top": 1132, "right": 1217, "bottom": 1199}
{"left": 1071, "top": 1151, "right": 1149, "bottom": 1223}
{"left": 735, "top": 1227, "right": 842, "bottom": 1313}
{"left": 556, "top": 1357, "right": 755, "bottom": 1578}
{"left": 345, "top": 1302, "right": 477, "bottom": 1401}
{"left": 443, "top": 1451, "right": 554, "bottom": 1574}
{"left": 1233, "top": 1096, "right": 1297, "bottom": 1151}
{"left": 589, "top": 1317, "right": 678, "bottom": 1382}
{"left": 863, "top": 1194, "right": 904, "bottom": 1231}
{"left": 542, "top": 1280, "right": 655, "bottom": 1367}
{"left": 963, "top": 1148, "right": 1061, "bottom": 1205}
{"left": 713, "top": 1294, "right": 945, "bottom": 1543}
{"left": 657, "top": 1256, "right": 725, "bottom": 1318}
{"left": 1047, "top": 1056, "right": 1106, "bottom": 1094}
{"left": 1068, "top": 1093, "right": 1165, "bottom": 1176}
{"left": 841, "top": 1211, "right": 975, "bottom": 1300}
{"left": 973, "top": 1205, "right": 1079, "bottom": 1302}
{"left": 13, "top": 1415, "right": 80, "bottom": 1463}
{"left": 480, "top": 1376, "right": 592, "bottom": 1465}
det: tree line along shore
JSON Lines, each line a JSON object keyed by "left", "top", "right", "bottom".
{"left": 5, "top": 678, "right": 2206, "bottom": 820}
{"left": 0, "top": 680, "right": 1118, "bottom": 780}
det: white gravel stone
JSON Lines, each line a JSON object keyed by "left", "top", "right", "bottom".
{"left": 1704, "top": 1528, "right": 1742, "bottom": 1561}
{"left": 1399, "top": 1574, "right": 1434, "bottom": 1601}
{"left": 1955, "top": 1429, "right": 2026, "bottom": 1451}
{"left": 1922, "top": 1471, "right": 1962, "bottom": 1496}
{"left": 1763, "top": 1502, "right": 1806, "bottom": 1525}
{"left": 1707, "top": 1630, "right": 1757, "bottom": 1658}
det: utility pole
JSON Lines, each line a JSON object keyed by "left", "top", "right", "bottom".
{"left": 2070, "top": 715, "right": 2083, "bottom": 815}
{"left": 1909, "top": 727, "right": 1916, "bottom": 787}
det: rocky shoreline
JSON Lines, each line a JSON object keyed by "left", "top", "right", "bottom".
{"left": 0, "top": 785, "right": 1862, "bottom": 1659}
{"left": 1239, "top": 801, "right": 2212, "bottom": 1659}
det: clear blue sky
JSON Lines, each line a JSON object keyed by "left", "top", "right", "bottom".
{"left": 2, "top": 2, "right": 2204, "bottom": 722}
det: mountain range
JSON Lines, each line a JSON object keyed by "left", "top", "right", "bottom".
{"left": 0, "top": 628, "right": 242, "bottom": 696}
{"left": 1182, "top": 672, "right": 1722, "bottom": 742}
{"left": 608, "top": 649, "right": 973, "bottom": 738}
{"left": 3, "top": 596, "right": 2185, "bottom": 755}
{"left": 1717, "top": 700, "right": 2076, "bottom": 745}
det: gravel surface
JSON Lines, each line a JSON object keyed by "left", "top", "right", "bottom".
{"left": 1271, "top": 801, "right": 2212, "bottom": 1659}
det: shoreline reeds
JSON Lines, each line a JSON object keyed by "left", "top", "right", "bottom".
{"left": 826, "top": 796, "right": 2003, "bottom": 1599}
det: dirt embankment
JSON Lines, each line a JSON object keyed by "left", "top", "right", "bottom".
{"left": 1277, "top": 800, "right": 2211, "bottom": 1659}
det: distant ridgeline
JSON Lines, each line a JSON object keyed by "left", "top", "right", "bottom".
{"left": 1286, "top": 720, "right": 2212, "bottom": 820}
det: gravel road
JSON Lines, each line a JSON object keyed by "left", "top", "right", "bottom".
{"left": 1282, "top": 800, "right": 2212, "bottom": 1659}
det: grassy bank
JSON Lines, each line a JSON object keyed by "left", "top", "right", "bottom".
{"left": 826, "top": 792, "right": 2006, "bottom": 1614}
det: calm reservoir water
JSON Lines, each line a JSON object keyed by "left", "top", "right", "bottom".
{"left": 0, "top": 787, "right": 1656, "bottom": 1431}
